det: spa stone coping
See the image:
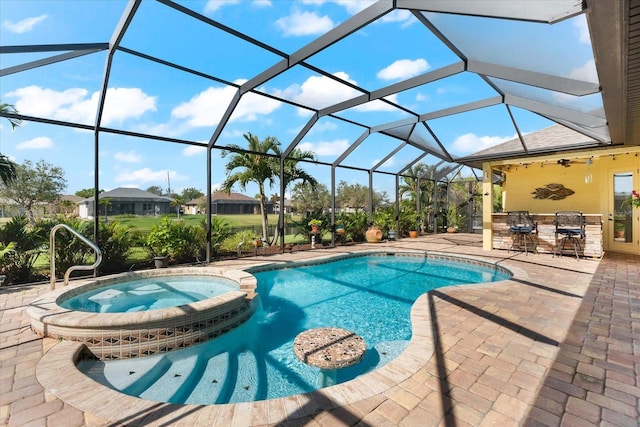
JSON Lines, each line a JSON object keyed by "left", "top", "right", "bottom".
{"left": 27, "top": 266, "right": 257, "bottom": 329}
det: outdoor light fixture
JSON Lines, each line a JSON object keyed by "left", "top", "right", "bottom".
{"left": 585, "top": 158, "right": 593, "bottom": 184}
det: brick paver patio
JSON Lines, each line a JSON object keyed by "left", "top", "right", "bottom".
{"left": 1, "top": 234, "right": 638, "bottom": 426}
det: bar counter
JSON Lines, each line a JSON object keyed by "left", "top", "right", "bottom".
{"left": 492, "top": 213, "right": 603, "bottom": 258}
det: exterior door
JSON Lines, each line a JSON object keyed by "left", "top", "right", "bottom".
{"left": 608, "top": 168, "right": 638, "bottom": 253}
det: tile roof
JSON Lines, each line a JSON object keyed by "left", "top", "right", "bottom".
{"left": 80, "top": 187, "right": 173, "bottom": 203}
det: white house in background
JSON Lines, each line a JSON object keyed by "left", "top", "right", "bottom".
{"left": 78, "top": 187, "right": 173, "bottom": 219}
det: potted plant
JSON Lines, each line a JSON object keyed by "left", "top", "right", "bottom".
{"left": 447, "top": 205, "right": 466, "bottom": 233}
{"left": 308, "top": 218, "right": 322, "bottom": 232}
{"left": 365, "top": 224, "right": 383, "bottom": 243}
{"left": 409, "top": 215, "right": 420, "bottom": 238}
{"left": 614, "top": 222, "right": 625, "bottom": 239}
{"left": 146, "top": 217, "right": 173, "bottom": 268}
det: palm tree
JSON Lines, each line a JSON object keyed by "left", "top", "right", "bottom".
{"left": 221, "top": 133, "right": 281, "bottom": 241}
{"left": 0, "top": 155, "right": 17, "bottom": 186}
{"left": 271, "top": 147, "right": 318, "bottom": 244}
{"left": 0, "top": 103, "right": 21, "bottom": 185}
{"left": 0, "top": 103, "right": 22, "bottom": 130}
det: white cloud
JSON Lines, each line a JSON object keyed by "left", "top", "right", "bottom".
{"left": 574, "top": 17, "right": 590, "bottom": 44}
{"left": 298, "top": 139, "right": 349, "bottom": 156}
{"left": 373, "top": 157, "right": 394, "bottom": 167}
{"left": 115, "top": 168, "right": 186, "bottom": 184}
{"left": 16, "top": 136, "right": 53, "bottom": 150}
{"left": 173, "top": 83, "right": 281, "bottom": 127}
{"left": 6, "top": 85, "right": 156, "bottom": 126}
{"left": 101, "top": 88, "right": 157, "bottom": 124}
{"left": 380, "top": 9, "right": 414, "bottom": 27}
{"left": 299, "top": 0, "right": 375, "bottom": 15}
{"left": 274, "top": 72, "right": 361, "bottom": 112}
{"left": 334, "top": 0, "right": 376, "bottom": 15}
{"left": 276, "top": 9, "right": 335, "bottom": 36}
{"left": 204, "top": 0, "right": 240, "bottom": 13}
{"left": 222, "top": 129, "right": 246, "bottom": 138}
{"left": 2, "top": 15, "right": 47, "bottom": 33}
{"left": 114, "top": 150, "right": 142, "bottom": 163}
{"left": 377, "top": 59, "right": 429, "bottom": 81}
{"left": 211, "top": 183, "right": 222, "bottom": 192}
{"left": 310, "top": 121, "right": 338, "bottom": 133}
{"left": 450, "top": 133, "right": 513, "bottom": 156}
{"left": 569, "top": 59, "right": 598, "bottom": 83}
{"left": 349, "top": 94, "right": 399, "bottom": 113}
{"left": 254, "top": 0, "right": 272, "bottom": 7}
{"left": 183, "top": 145, "right": 207, "bottom": 156}
{"left": 273, "top": 72, "right": 400, "bottom": 114}
{"left": 416, "top": 93, "right": 427, "bottom": 102}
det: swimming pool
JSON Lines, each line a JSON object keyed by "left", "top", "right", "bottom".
{"left": 58, "top": 275, "right": 240, "bottom": 313}
{"left": 78, "top": 252, "right": 510, "bottom": 404}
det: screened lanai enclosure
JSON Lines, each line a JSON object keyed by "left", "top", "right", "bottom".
{"left": 1, "top": 0, "right": 630, "bottom": 260}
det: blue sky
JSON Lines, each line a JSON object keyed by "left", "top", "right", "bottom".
{"left": 0, "top": 0, "right": 599, "bottom": 199}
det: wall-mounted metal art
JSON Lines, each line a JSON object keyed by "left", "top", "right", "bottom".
{"left": 531, "top": 183, "right": 575, "bottom": 200}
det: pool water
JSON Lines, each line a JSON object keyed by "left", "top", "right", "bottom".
{"left": 59, "top": 275, "right": 239, "bottom": 313}
{"left": 78, "top": 254, "right": 510, "bottom": 404}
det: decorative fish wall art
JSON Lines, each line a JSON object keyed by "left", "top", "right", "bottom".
{"left": 531, "top": 183, "right": 575, "bottom": 200}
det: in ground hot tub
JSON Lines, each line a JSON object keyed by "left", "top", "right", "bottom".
{"left": 27, "top": 267, "right": 257, "bottom": 359}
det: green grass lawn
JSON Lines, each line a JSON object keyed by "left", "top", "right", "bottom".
{"left": 113, "top": 214, "right": 290, "bottom": 232}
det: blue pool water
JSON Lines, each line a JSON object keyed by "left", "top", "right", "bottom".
{"left": 78, "top": 253, "right": 510, "bottom": 404}
{"left": 59, "top": 275, "right": 239, "bottom": 312}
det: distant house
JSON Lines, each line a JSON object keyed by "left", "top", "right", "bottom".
{"left": 183, "top": 192, "right": 273, "bottom": 215}
{"left": 273, "top": 198, "right": 292, "bottom": 214}
{"left": 183, "top": 197, "right": 206, "bottom": 215}
{"left": 78, "top": 187, "right": 173, "bottom": 219}
{"left": 0, "top": 197, "right": 25, "bottom": 218}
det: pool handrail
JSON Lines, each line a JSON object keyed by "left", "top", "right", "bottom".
{"left": 50, "top": 224, "right": 103, "bottom": 290}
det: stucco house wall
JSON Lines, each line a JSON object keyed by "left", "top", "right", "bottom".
{"left": 482, "top": 146, "right": 639, "bottom": 255}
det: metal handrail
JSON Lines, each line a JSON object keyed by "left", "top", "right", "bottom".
{"left": 50, "top": 224, "right": 102, "bottom": 290}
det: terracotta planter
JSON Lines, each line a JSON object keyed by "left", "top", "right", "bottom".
{"left": 409, "top": 230, "right": 418, "bottom": 238}
{"left": 447, "top": 227, "right": 457, "bottom": 233}
{"left": 311, "top": 225, "right": 319, "bottom": 232}
{"left": 366, "top": 227, "right": 382, "bottom": 243}
{"left": 336, "top": 226, "right": 345, "bottom": 235}
{"left": 253, "top": 239, "right": 262, "bottom": 247}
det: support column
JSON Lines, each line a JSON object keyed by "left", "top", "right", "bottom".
{"left": 482, "top": 163, "right": 493, "bottom": 251}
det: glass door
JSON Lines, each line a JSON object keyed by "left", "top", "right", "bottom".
{"left": 608, "top": 169, "right": 636, "bottom": 253}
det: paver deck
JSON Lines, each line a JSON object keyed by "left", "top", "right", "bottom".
{"left": 1, "top": 234, "right": 638, "bottom": 426}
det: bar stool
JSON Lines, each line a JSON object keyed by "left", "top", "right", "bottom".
{"left": 554, "top": 211, "right": 585, "bottom": 260}
{"left": 507, "top": 211, "right": 537, "bottom": 255}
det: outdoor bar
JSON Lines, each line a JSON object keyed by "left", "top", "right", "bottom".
{"left": 492, "top": 213, "right": 604, "bottom": 258}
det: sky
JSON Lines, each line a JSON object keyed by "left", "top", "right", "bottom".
{"left": 0, "top": 0, "right": 600, "bottom": 200}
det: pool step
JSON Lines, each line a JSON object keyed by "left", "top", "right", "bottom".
{"left": 138, "top": 355, "right": 201, "bottom": 403}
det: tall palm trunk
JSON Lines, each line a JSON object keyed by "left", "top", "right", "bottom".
{"left": 258, "top": 183, "right": 269, "bottom": 242}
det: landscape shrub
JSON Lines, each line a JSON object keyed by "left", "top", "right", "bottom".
{"left": 146, "top": 216, "right": 205, "bottom": 264}
{"left": 0, "top": 215, "right": 48, "bottom": 284}
{"left": 97, "top": 221, "right": 139, "bottom": 273}
{"left": 220, "top": 230, "right": 258, "bottom": 253}
{"left": 336, "top": 211, "right": 368, "bottom": 242}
